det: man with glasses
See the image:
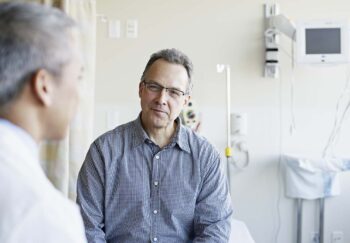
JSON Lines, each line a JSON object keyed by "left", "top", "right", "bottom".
{"left": 77, "top": 48, "right": 233, "bottom": 242}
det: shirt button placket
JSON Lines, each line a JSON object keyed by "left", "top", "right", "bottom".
{"left": 151, "top": 153, "right": 160, "bottom": 243}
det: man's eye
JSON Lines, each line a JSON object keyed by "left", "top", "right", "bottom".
{"left": 169, "top": 89, "right": 181, "bottom": 96}
{"left": 148, "top": 84, "right": 160, "bottom": 90}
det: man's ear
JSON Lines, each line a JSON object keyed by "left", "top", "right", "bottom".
{"left": 138, "top": 81, "right": 143, "bottom": 98}
{"left": 30, "top": 69, "right": 54, "bottom": 107}
{"left": 184, "top": 95, "right": 190, "bottom": 107}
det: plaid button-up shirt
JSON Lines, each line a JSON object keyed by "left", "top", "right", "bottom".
{"left": 77, "top": 115, "right": 232, "bottom": 243}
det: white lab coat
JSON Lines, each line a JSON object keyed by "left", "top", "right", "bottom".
{"left": 0, "top": 119, "right": 86, "bottom": 243}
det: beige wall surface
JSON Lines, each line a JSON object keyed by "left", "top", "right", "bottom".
{"left": 95, "top": 1, "right": 350, "bottom": 243}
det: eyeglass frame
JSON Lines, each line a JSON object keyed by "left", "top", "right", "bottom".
{"left": 141, "top": 80, "right": 189, "bottom": 98}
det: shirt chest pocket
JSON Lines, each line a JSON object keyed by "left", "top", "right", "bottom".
{"left": 160, "top": 176, "right": 198, "bottom": 212}
{"left": 111, "top": 158, "right": 150, "bottom": 205}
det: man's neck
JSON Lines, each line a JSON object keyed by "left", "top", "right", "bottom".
{"left": 146, "top": 122, "right": 177, "bottom": 149}
{"left": 0, "top": 105, "right": 41, "bottom": 144}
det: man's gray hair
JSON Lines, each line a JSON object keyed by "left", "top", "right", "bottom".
{"left": 0, "top": 2, "right": 77, "bottom": 106}
{"left": 141, "top": 48, "right": 193, "bottom": 93}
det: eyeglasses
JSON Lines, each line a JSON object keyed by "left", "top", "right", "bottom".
{"left": 142, "top": 80, "right": 188, "bottom": 99}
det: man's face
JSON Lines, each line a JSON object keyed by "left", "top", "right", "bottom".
{"left": 47, "top": 39, "right": 83, "bottom": 140}
{"left": 139, "top": 59, "right": 189, "bottom": 130}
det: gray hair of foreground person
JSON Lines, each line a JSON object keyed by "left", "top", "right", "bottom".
{"left": 140, "top": 48, "right": 194, "bottom": 93}
{"left": 0, "top": 2, "right": 77, "bottom": 108}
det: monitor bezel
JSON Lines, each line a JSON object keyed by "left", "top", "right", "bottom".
{"left": 296, "top": 20, "right": 349, "bottom": 64}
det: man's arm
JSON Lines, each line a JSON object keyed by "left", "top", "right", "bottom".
{"left": 77, "top": 142, "right": 106, "bottom": 243}
{"left": 193, "top": 155, "right": 233, "bottom": 242}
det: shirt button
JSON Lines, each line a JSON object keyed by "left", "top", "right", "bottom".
{"left": 153, "top": 210, "right": 158, "bottom": 214}
{"left": 153, "top": 237, "right": 158, "bottom": 242}
{"left": 155, "top": 155, "right": 159, "bottom": 159}
{"left": 154, "top": 181, "right": 159, "bottom": 186}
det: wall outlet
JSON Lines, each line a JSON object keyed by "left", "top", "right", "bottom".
{"left": 108, "top": 19, "right": 121, "bottom": 39}
{"left": 311, "top": 232, "right": 319, "bottom": 243}
{"left": 332, "top": 231, "right": 344, "bottom": 243}
{"left": 126, "top": 19, "right": 138, "bottom": 38}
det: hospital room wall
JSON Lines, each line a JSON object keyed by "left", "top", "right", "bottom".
{"left": 94, "top": 1, "right": 350, "bottom": 243}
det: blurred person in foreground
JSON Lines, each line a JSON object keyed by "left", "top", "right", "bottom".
{"left": 0, "top": 2, "right": 86, "bottom": 243}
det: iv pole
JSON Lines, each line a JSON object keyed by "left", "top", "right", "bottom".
{"left": 225, "top": 66, "right": 232, "bottom": 191}
{"left": 217, "top": 64, "right": 232, "bottom": 190}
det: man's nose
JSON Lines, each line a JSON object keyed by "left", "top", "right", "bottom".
{"left": 155, "top": 88, "right": 169, "bottom": 104}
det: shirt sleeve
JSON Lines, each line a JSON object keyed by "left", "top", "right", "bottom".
{"left": 77, "top": 142, "right": 107, "bottom": 243}
{"left": 193, "top": 153, "right": 233, "bottom": 242}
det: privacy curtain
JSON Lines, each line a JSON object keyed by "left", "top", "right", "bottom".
{"left": 37, "top": 0, "right": 96, "bottom": 200}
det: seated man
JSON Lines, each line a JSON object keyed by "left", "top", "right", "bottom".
{"left": 77, "top": 48, "right": 233, "bottom": 242}
{"left": 0, "top": 2, "right": 86, "bottom": 243}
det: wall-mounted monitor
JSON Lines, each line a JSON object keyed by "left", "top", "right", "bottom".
{"left": 296, "top": 20, "right": 350, "bottom": 64}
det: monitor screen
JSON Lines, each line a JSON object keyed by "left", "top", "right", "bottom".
{"left": 296, "top": 20, "right": 349, "bottom": 64}
{"left": 305, "top": 28, "right": 341, "bottom": 54}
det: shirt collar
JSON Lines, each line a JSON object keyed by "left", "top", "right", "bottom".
{"left": 132, "top": 114, "right": 150, "bottom": 148}
{"left": 0, "top": 118, "right": 38, "bottom": 154}
{"left": 176, "top": 121, "right": 191, "bottom": 153}
{"left": 131, "top": 114, "right": 190, "bottom": 153}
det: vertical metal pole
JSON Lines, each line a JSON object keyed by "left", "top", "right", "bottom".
{"left": 225, "top": 66, "right": 232, "bottom": 191}
{"left": 319, "top": 198, "right": 325, "bottom": 243}
{"left": 297, "top": 198, "right": 303, "bottom": 243}
{"left": 226, "top": 66, "right": 231, "bottom": 149}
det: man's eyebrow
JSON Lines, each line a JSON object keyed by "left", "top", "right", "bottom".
{"left": 147, "top": 80, "right": 183, "bottom": 91}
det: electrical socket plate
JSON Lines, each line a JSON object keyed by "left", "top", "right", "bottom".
{"left": 126, "top": 19, "right": 138, "bottom": 38}
{"left": 332, "top": 231, "right": 344, "bottom": 243}
{"left": 311, "top": 232, "right": 319, "bottom": 243}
